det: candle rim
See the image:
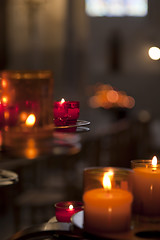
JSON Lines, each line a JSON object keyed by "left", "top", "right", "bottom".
{"left": 131, "top": 159, "right": 160, "bottom": 168}
{"left": 55, "top": 201, "right": 83, "bottom": 209}
{"left": 84, "top": 167, "right": 133, "bottom": 177}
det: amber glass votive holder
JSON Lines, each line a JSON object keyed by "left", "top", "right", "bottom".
{"left": 83, "top": 167, "right": 133, "bottom": 237}
{"left": 131, "top": 159, "right": 160, "bottom": 223}
{"left": 55, "top": 201, "right": 83, "bottom": 223}
{"left": 0, "top": 70, "right": 54, "bottom": 158}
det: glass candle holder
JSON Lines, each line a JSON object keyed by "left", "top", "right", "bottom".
{"left": 53, "top": 99, "right": 68, "bottom": 126}
{"left": 53, "top": 100, "right": 80, "bottom": 127}
{"left": 131, "top": 158, "right": 160, "bottom": 223}
{"left": 55, "top": 201, "right": 83, "bottom": 222}
{"left": 66, "top": 101, "right": 80, "bottom": 125}
{"left": 0, "top": 70, "right": 54, "bottom": 158}
{"left": 0, "top": 70, "right": 54, "bottom": 127}
{"left": 83, "top": 167, "right": 133, "bottom": 237}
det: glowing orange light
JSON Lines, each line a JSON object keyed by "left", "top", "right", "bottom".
{"left": 127, "top": 97, "right": 135, "bottom": 109}
{"left": 25, "top": 114, "right": 36, "bottom": 127}
{"left": 25, "top": 139, "right": 38, "bottom": 159}
{"left": 2, "top": 96, "right": 8, "bottom": 105}
{"left": 107, "top": 90, "right": 119, "bottom": 103}
{"left": 2, "top": 79, "right": 7, "bottom": 88}
{"left": 4, "top": 111, "right": 9, "bottom": 120}
{"left": 20, "top": 112, "right": 28, "bottom": 122}
{"left": 103, "top": 171, "right": 113, "bottom": 190}
{"left": 69, "top": 204, "right": 74, "bottom": 210}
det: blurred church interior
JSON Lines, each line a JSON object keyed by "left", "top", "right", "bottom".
{"left": 0, "top": 0, "right": 160, "bottom": 239}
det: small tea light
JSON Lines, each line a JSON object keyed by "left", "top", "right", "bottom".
{"left": 55, "top": 201, "right": 83, "bottom": 222}
{"left": 53, "top": 99, "right": 80, "bottom": 127}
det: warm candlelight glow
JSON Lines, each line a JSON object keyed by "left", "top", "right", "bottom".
{"left": 2, "top": 96, "right": 8, "bottom": 105}
{"left": 69, "top": 204, "right": 74, "bottom": 210}
{"left": 83, "top": 168, "right": 133, "bottom": 234}
{"left": 152, "top": 156, "right": 157, "bottom": 166}
{"left": 132, "top": 159, "right": 160, "bottom": 219}
{"left": 25, "top": 114, "right": 36, "bottom": 127}
{"left": 25, "top": 139, "right": 38, "bottom": 159}
{"left": 4, "top": 111, "right": 9, "bottom": 120}
{"left": 103, "top": 171, "right": 113, "bottom": 190}
{"left": 2, "top": 79, "right": 7, "bottom": 88}
{"left": 60, "top": 98, "right": 65, "bottom": 104}
{"left": 20, "top": 112, "right": 28, "bottom": 122}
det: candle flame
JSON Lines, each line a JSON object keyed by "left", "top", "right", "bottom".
{"left": 152, "top": 156, "right": 157, "bottom": 166}
{"left": 25, "top": 114, "right": 36, "bottom": 127}
{"left": 103, "top": 171, "right": 113, "bottom": 190}
{"left": 69, "top": 204, "right": 73, "bottom": 210}
{"left": 2, "top": 96, "right": 8, "bottom": 105}
{"left": 60, "top": 98, "right": 65, "bottom": 104}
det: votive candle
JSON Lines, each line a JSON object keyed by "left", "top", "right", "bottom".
{"left": 53, "top": 99, "right": 68, "bottom": 126}
{"left": 83, "top": 167, "right": 133, "bottom": 236}
{"left": 55, "top": 201, "right": 83, "bottom": 222}
{"left": 132, "top": 157, "right": 160, "bottom": 221}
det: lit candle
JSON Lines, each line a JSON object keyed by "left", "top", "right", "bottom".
{"left": 55, "top": 201, "right": 83, "bottom": 222}
{"left": 83, "top": 171, "right": 133, "bottom": 234}
{"left": 132, "top": 157, "right": 160, "bottom": 219}
{"left": 25, "top": 114, "right": 36, "bottom": 127}
{"left": 53, "top": 98, "right": 68, "bottom": 126}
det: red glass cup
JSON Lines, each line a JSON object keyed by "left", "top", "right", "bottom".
{"left": 55, "top": 201, "right": 83, "bottom": 222}
{"left": 53, "top": 101, "right": 68, "bottom": 126}
{"left": 66, "top": 101, "right": 80, "bottom": 125}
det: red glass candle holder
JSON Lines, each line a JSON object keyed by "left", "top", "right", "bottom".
{"left": 54, "top": 100, "right": 68, "bottom": 126}
{"left": 55, "top": 201, "right": 83, "bottom": 222}
{"left": 66, "top": 101, "right": 80, "bottom": 125}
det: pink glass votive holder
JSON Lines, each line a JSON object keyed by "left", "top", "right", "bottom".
{"left": 66, "top": 101, "right": 80, "bottom": 125}
{"left": 54, "top": 101, "right": 68, "bottom": 126}
{"left": 55, "top": 201, "right": 83, "bottom": 222}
